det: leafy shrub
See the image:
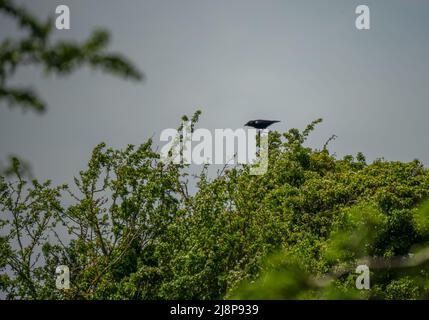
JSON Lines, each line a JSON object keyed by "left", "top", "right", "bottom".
{"left": 1, "top": 112, "right": 429, "bottom": 299}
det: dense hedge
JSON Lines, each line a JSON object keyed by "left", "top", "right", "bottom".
{"left": 1, "top": 114, "right": 429, "bottom": 299}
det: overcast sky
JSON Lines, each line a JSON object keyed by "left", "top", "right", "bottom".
{"left": 1, "top": 0, "right": 429, "bottom": 185}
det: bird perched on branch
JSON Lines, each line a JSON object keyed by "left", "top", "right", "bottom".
{"left": 244, "top": 120, "right": 280, "bottom": 129}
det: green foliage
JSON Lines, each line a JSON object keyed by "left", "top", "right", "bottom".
{"left": 1, "top": 1, "right": 427, "bottom": 300}
{"left": 0, "top": 0, "right": 143, "bottom": 113}
{"left": 1, "top": 112, "right": 429, "bottom": 299}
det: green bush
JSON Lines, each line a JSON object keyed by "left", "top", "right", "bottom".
{"left": 1, "top": 113, "right": 429, "bottom": 299}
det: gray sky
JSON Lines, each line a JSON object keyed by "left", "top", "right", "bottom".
{"left": 1, "top": 0, "right": 429, "bottom": 185}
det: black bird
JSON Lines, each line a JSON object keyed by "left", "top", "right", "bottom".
{"left": 244, "top": 120, "right": 280, "bottom": 129}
